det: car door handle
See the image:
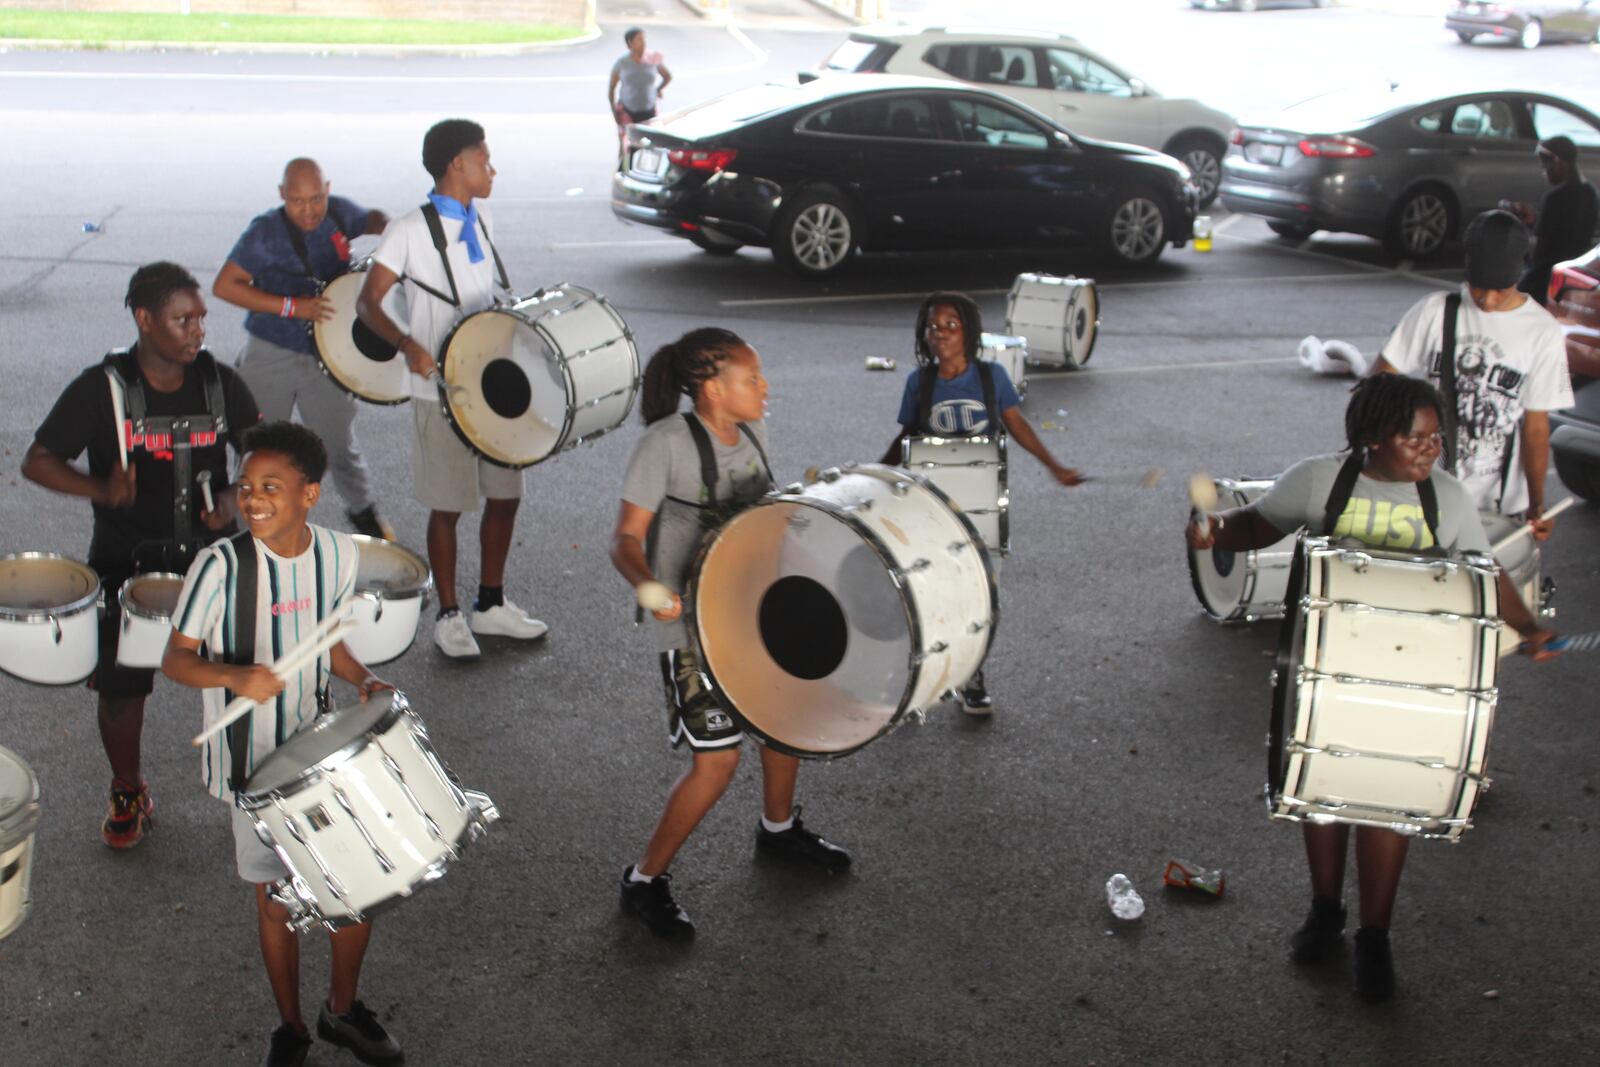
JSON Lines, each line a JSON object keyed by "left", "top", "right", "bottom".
{"left": 1058, "top": 104, "right": 1079, "bottom": 112}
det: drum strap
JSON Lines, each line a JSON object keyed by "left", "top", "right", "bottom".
{"left": 916, "top": 360, "right": 998, "bottom": 435}
{"left": 1320, "top": 451, "right": 1440, "bottom": 545}
{"left": 277, "top": 207, "right": 348, "bottom": 283}
{"left": 1438, "top": 292, "right": 1462, "bottom": 473}
{"left": 224, "top": 530, "right": 259, "bottom": 794}
{"left": 416, "top": 202, "right": 512, "bottom": 310}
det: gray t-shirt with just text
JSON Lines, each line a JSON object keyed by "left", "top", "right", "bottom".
{"left": 622, "top": 413, "right": 772, "bottom": 649}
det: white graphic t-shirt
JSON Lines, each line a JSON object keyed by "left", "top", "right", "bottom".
{"left": 1380, "top": 286, "right": 1573, "bottom": 513}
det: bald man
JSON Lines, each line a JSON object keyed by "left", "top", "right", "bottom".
{"left": 214, "top": 159, "right": 395, "bottom": 540}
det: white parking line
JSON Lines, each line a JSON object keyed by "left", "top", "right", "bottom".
{"left": 1029, "top": 356, "right": 1295, "bottom": 377}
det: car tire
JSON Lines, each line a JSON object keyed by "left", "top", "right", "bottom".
{"left": 1554, "top": 448, "right": 1600, "bottom": 504}
{"left": 1383, "top": 186, "right": 1455, "bottom": 258}
{"left": 1268, "top": 221, "right": 1317, "bottom": 240}
{"left": 1519, "top": 18, "right": 1542, "bottom": 48}
{"left": 689, "top": 232, "right": 742, "bottom": 256}
{"left": 1103, "top": 191, "right": 1168, "bottom": 267}
{"left": 1167, "top": 134, "right": 1225, "bottom": 208}
{"left": 771, "top": 187, "right": 858, "bottom": 279}
{"left": 1455, "top": 31, "right": 1476, "bottom": 44}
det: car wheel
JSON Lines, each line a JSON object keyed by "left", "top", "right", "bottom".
{"left": 1104, "top": 192, "right": 1167, "bottom": 266}
{"left": 1168, "top": 135, "right": 1224, "bottom": 207}
{"left": 771, "top": 188, "right": 857, "bottom": 279}
{"left": 689, "top": 232, "right": 742, "bottom": 256}
{"left": 1554, "top": 448, "right": 1600, "bottom": 503}
{"left": 1384, "top": 187, "right": 1455, "bottom": 258}
{"left": 1519, "top": 18, "right": 1542, "bottom": 48}
{"left": 1455, "top": 31, "right": 1476, "bottom": 44}
{"left": 1268, "top": 221, "right": 1317, "bottom": 240}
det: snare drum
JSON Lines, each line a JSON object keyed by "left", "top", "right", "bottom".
{"left": 237, "top": 690, "right": 498, "bottom": 933}
{"left": 1268, "top": 536, "right": 1501, "bottom": 840}
{"left": 0, "top": 553, "right": 100, "bottom": 685}
{"left": 688, "top": 463, "right": 998, "bottom": 758}
{"left": 978, "top": 332, "right": 1027, "bottom": 398}
{"left": 1187, "top": 477, "right": 1296, "bottom": 623}
{"left": 900, "top": 435, "right": 1009, "bottom": 555}
{"left": 312, "top": 260, "right": 412, "bottom": 405}
{"left": 438, "top": 284, "right": 639, "bottom": 468}
{"left": 1005, "top": 273, "right": 1099, "bottom": 368}
{"left": 0, "top": 745, "right": 41, "bottom": 942}
{"left": 116, "top": 572, "right": 185, "bottom": 669}
{"left": 344, "top": 537, "right": 431, "bottom": 666}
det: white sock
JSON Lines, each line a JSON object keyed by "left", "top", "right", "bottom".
{"left": 627, "top": 865, "right": 655, "bottom": 884}
{"left": 762, "top": 814, "right": 794, "bottom": 834}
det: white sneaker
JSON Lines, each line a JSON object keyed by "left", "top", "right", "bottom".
{"left": 434, "top": 611, "right": 482, "bottom": 660}
{"left": 470, "top": 598, "right": 549, "bottom": 641}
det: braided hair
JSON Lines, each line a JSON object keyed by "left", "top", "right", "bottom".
{"left": 125, "top": 261, "right": 200, "bottom": 315}
{"left": 1345, "top": 373, "right": 1444, "bottom": 451}
{"left": 913, "top": 291, "right": 983, "bottom": 369}
{"left": 639, "top": 327, "right": 749, "bottom": 424}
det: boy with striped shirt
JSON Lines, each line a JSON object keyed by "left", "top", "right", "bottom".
{"left": 163, "top": 421, "right": 402, "bottom": 1067}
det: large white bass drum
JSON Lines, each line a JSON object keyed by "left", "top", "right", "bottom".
{"left": 688, "top": 464, "right": 998, "bottom": 758}
{"left": 0, "top": 554, "right": 100, "bottom": 686}
{"left": 312, "top": 260, "right": 412, "bottom": 405}
{"left": 900, "top": 435, "right": 1009, "bottom": 556}
{"left": 1187, "top": 477, "right": 1296, "bottom": 623}
{"left": 1005, "top": 273, "right": 1098, "bottom": 368}
{"left": 343, "top": 537, "right": 431, "bottom": 666}
{"left": 0, "top": 745, "right": 40, "bottom": 942}
{"left": 438, "top": 284, "right": 638, "bottom": 468}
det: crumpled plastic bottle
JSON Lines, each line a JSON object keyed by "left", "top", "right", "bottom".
{"left": 1105, "top": 873, "right": 1145, "bottom": 920}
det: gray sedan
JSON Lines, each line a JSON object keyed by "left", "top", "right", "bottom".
{"left": 1220, "top": 87, "right": 1600, "bottom": 257}
{"left": 1448, "top": 1, "right": 1600, "bottom": 49}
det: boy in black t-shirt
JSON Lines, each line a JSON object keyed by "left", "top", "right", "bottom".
{"left": 21, "top": 262, "right": 260, "bottom": 848}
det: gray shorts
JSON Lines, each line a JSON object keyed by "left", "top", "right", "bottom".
{"left": 231, "top": 806, "right": 290, "bottom": 884}
{"left": 411, "top": 398, "right": 524, "bottom": 513}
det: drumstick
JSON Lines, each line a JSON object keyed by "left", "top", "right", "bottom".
{"left": 635, "top": 580, "right": 675, "bottom": 612}
{"left": 1188, "top": 473, "right": 1219, "bottom": 513}
{"left": 106, "top": 368, "right": 128, "bottom": 471}
{"left": 191, "top": 613, "right": 356, "bottom": 748}
{"left": 197, "top": 470, "right": 215, "bottom": 514}
{"left": 1080, "top": 468, "right": 1164, "bottom": 489}
{"left": 1491, "top": 497, "right": 1576, "bottom": 554}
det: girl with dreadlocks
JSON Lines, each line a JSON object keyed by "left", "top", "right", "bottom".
{"left": 609, "top": 328, "right": 851, "bottom": 941}
{"left": 1186, "top": 373, "right": 1558, "bottom": 1004}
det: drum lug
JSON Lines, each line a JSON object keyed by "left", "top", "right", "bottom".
{"left": 1429, "top": 560, "right": 1458, "bottom": 582}
{"left": 891, "top": 480, "right": 912, "bottom": 496}
{"left": 782, "top": 482, "right": 805, "bottom": 494}
{"left": 948, "top": 540, "right": 970, "bottom": 554}
{"left": 49, "top": 614, "right": 63, "bottom": 645}
{"left": 967, "top": 620, "right": 988, "bottom": 634}
{"left": 912, "top": 640, "right": 949, "bottom": 665}
{"left": 906, "top": 558, "right": 932, "bottom": 573}
{"left": 1335, "top": 550, "right": 1373, "bottom": 573}
{"left": 819, "top": 467, "right": 843, "bottom": 483}
{"left": 462, "top": 788, "right": 500, "bottom": 825}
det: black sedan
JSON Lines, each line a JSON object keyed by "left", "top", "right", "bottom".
{"left": 1448, "top": 1, "right": 1600, "bottom": 48}
{"left": 611, "top": 75, "right": 1197, "bottom": 279}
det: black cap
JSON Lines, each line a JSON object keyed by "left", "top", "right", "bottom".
{"left": 1538, "top": 135, "right": 1577, "bottom": 164}
{"left": 1462, "top": 209, "right": 1528, "bottom": 290}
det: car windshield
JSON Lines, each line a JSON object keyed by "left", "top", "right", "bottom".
{"left": 656, "top": 85, "right": 803, "bottom": 136}
{"left": 823, "top": 37, "right": 884, "bottom": 72}
{"left": 1273, "top": 87, "right": 1414, "bottom": 131}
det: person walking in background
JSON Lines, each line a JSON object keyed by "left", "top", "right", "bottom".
{"left": 1499, "top": 136, "right": 1599, "bottom": 306}
{"left": 609, "top": 27, "right": 672, "bottom": 153}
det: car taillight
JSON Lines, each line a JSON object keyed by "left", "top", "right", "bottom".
{"left": 1229, "top": 128, "right": 1244, "bottom": 146}
{"left": 669, "top": 148, "right": 738, "bottom": 172}
{"left": 1296, "top": 135, "right": 1376, "bottom": 159}
{"left": 1551, "top": 264, "right": 1600, "bottom": 303}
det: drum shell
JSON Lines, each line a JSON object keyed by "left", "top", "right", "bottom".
{"left": 344, "top": 537, "right": 431, "bottom": 666}
{"left": 0, "top": 745, "right": 41, "bottom": 942}
{"left": 1004, "top": 273, "right": 1099, "bottom": 368}
{"left": 1267, "top": 537, "right": 1501, "bottom": 841}
{"left": 238, "top": 692, "right": 487, "bottom": 931}
{"left": 1186, "top": 478, "right": 1296, "bottom": 623}
{"left": 977, "top": 332, "right": 1027, "bottom": 397}
{"left": 311, "top": 263, "right": 412, "bottom": 406}
{"left": 0, "top": 553, "right": 100, "bottom": 686}
{"left": 115, "top": 573, "right": 185, "bottom": 669}
{"left": 688, "top": 464, "right": 998, "bottom": 758}
{"left": 901, "top": 435, "right": 1009, "bottom": 556}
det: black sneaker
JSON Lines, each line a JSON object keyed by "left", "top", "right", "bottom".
{"left": 962, "top": 669, "right": 993, "bottom": 716}
{"left": 755, "top": 806, "right": 852, "bottom": 872}
{"left": 1354, "top": 927, "right": 1396, "bottom": 1003}
{"left": 261, "top": 1023, "right": 311, "bottom": 1067}
{"left": 1288, "top": 896, "right": 1346, "bottom": 963}
{"left": 348, "top": 507, "right": 396, "bottom": 542}
{"left": 316, "top": 1000, "right": 403, "bottom": 1065}
{"left": 619, "top": 867, "right": 695, "bottom": 940}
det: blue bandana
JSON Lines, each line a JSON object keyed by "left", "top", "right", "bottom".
{"left": 427, "top": 192, "right": 485, "bottom": 265}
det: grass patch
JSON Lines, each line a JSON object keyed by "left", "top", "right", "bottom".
{"left": 0, "top": 9, "right": 584, "bottom": 46}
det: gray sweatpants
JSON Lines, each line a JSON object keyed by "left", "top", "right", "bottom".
{"left": 236, "top": 332, "right": 377, "bottom": 513}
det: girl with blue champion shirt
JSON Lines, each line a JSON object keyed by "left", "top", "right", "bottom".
{"left": 879, "top": 291, "right": 1085, "bottom": 714}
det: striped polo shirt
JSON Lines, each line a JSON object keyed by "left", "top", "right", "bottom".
{"left": 171, "top": 524, "right": 357, "bottom": 802}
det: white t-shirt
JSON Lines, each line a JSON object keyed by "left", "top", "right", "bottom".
{"left": 171, "top": 525, "right": 359, "bottom": 802}
{"left": 1380, "top": 286, "right": 1573, "bottom": 513}
{"left": 371, "top": 200, "right": 509, "bottom": 400}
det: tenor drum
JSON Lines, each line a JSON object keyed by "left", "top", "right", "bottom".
{"left": 1005, "top": 273, "right": 1099, "bottom": 368}
{"left": 1187, "top": 477, "right": 1296, "bottom": 623}
{"left": 0, "top": 554, "right": 100, "bottom": 685}
{"left": 116, "top": 572, "right": 185, "bottom": 669}
{"left": 1480, "top": 512, "right": 1552, "bottom": 658}
{"left": 438, "top": 284, "right": 639, "bottom": 468}
{"left": 1268, "top": 536, "right": 1501, "bottom": 841}
{"left": 978, "top": 332, "right": 1027, "bottom": 397}
{"left": 0, "top": 745, "right": 41, "bottom": 942}
{"left": 688, "top": 464, "right": 998, "bottom": 758}
{"left": 237, "top": 690, "right": 499, "bottom": 933}
{"left": 312, "top": 261, "right": 412, "bottom": 405}
{"left": 344, "top": 537, "right": 432, "bottom": 666}
{"left": 900, "top": 435, "right": 1009, "bottom": 555}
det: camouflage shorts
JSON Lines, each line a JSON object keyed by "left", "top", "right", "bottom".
{"left": 659, "top": 648, "right": 742, "bottom": 750}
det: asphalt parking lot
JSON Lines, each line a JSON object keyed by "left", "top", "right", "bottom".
{"left": 2, "top": 3, "right": 1599, "bottom": 1064}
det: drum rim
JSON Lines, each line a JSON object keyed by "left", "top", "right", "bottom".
{"left": 350, "top": 535, "right": 434, "bottom": 600}
{"left": 900, "top": 432, "right": 1011, "bottom": 556}
{"left": 311, "top": 263, "right": 413, "bottom": 407}
{"left": 117, "top": 572, "right": 187, "bottom": 622}
{"left": 237, "top": 690, "right": 412, "bottom": 806}
{"left": 0, "top": 552, "right": 101, "bottom": 623}
{"left": 0, "top": 744, "right": 42, "bottom": 849}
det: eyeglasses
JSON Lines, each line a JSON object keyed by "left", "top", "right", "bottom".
{"left": 1398, "top": 431, "right": 1443, "bottom": 449}
{"left": 924, "top": 319, "right": 963, "bottom": 334}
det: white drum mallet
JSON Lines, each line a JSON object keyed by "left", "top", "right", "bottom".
{"left": 191, "top": 608, "right": 358, "bottom": 748}
{"left": 1491, "top": 496, "right": 1575, "bottom": 554}
{"left": 197, "top": 470, "right": 215, "bottom": 515}
{"left": 635, "top": 581, "right": 676, "bottom": 614}
{"left": 106, "top": 368, "right": 128, "bottom": 471}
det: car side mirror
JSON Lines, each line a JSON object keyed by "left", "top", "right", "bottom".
{"left": 1054, "top": 131, "right": 1076, "bottom": 150}
{"left": 798, "top": 70, "right": 819, "bottom": 85}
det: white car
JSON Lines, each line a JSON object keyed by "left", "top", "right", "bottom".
{"left": 814, "top": 26, "right": 1237, "bottom": 205}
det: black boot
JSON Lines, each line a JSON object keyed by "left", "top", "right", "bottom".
{"left": 1289, "top": 895, "right": 1346, "bottom": 963}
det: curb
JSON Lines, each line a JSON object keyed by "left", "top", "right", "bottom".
{"left": 0, "top": 26, "right": 602, "bottom": 57}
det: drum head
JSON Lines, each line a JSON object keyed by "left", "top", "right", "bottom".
{"left": 1068, "top": 282, "right": 1099, "bottom": 366}
{"left": 312, "top": 269, "right": 411, "bottom": 405}
{"left": 0, "top": 744, "right": 40, "bottom": 847}
{"left": 1266, "top": 535, "right": 1311, "bottom": 804}
{"left": 439, "top": 304, "right": 571, "bottom": 468}
{"left": 242, "top": 691, "right": 407, "bottom": 798}
{"left": 354, "top": 537, "right": 431, "bottom": 597}
{"left": 122, "top": 574, "right": 184, "bottom": 619}
{"left": 0, "top": 554, "right": 99, "bottom": 618}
